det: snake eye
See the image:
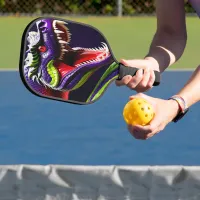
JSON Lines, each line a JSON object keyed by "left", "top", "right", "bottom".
{"left": 38, "top": 46, "right": 47, "bottom": 52}
{"left": 40, "top": 27, "right": 47, "bottom": 32}
{"left": 38, "top": 22, "right": 47, "bottom": 32}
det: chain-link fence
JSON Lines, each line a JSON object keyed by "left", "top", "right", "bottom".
{"left": 0, "top": 0, "right": 195, "bottom": 16}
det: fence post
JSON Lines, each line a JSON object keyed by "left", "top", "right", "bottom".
{"left": 117, "top": 0, "right": 122, "bottom": 16}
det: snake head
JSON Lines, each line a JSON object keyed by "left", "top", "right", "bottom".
{"left": 24, "top": 19, "right": 65, "bottom": 87}
{"left": 24, "top": 18, "right": 112, "bottom": 92}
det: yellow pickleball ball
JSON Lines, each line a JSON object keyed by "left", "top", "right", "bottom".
{"left": 123, "top": 98, "right": 155, "bottom": 126}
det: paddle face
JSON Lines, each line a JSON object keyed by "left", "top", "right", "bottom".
{"left": 19, "top": 17, "right": 119, "bottom": 105}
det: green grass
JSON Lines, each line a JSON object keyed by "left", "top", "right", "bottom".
{"left": 1, "top": 16, "right": 199, "bottom": 69}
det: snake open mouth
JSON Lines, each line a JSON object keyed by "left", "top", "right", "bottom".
{"left": 72, "top": 42, "right": 110, "bottom": 67}
{"left": 52, "top": 20, "right": 110, "bottom": 69}
{"left": 24, "top": 18, "right": 112, "bottom": 98}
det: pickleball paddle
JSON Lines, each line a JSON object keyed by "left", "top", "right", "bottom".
{"left": 19, "top": 17, "right": 160, "bottom": 105}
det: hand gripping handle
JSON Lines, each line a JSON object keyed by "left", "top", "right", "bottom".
{"left": 117, "top": 63, "right": 160, "bottom": 86}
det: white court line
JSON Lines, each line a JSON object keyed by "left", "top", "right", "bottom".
{"left": 167, "top": 68, "right": 194, "bottom": 71}
{"left": 0, "top": 68, "right": 18, "bottom": 71}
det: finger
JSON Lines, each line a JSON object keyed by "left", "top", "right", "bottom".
{"left": 135, "top": 85, "right": 150, "bottom": 93}
{"left": 129, "top": 92, "right": 152, "bottom": 102}
{"left": 132, "top": 125, "right": 152, "bottom": 135}
{"left": 127, "top": 124, "right": 133, "bottom": 133}
{"left": 127, "top": 124, "right": 139, "bottom": 138}
{"left": 132, "top": 121, "right": 160, "bottom": 138}
{"left": 135, "top": 127, "right": 156, "bottom": 140}
{"left": 115, "top": 75, "right": 132, "bottom": 86}
{"left": 120, "top": 59, "right": 148, "bottom": 69}
{"left": 142, "top": 115, "right": 163, "bottom": 139}
{"left": 127, "top": 69, "right": 143, "bottom": 89}
{"left": 138, "top": 68, "right": 151, "bottom": 88}
{"left": 135, "top": 70, "right": 155, "bottom": 93}
{"left": 134, "top": 133, "right": 147, "bottom": 140}
{"left": 129, "top": 93, "right": 144, "bottom": 101}
{"left": 146, "top": 128, "right": 160, "bottom": 139}
{"left": 146, "top": 123, "right": 166, "bottom": 139}
{"left": 147, "top": 69, "right": 155, "bottom": 89}
{"left": 133, "top": 130, "right": 149, "bottom": 140}
{"left": 129, "top": 93, "right": 149, "bottom": 103}
{"left": 128, "top": 120, "right": 160, "bottom": 140}
{"left": 128, "top": 125, "right": 146, "bottom": 140}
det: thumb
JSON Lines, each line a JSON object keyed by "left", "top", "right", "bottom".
{"left": 120, "top": 59, "right": 148, "bottom": 69}
{"left": 129, "top": 93, "right": 147, "bottom": 100}
{"left": 147, "top": 108, "right": 163, "bottom": 132}
{"left": 129, "top": 93, "right": 157, "bottom": 113}
{"left": 132, "top": 112, "right": 161, "bottom": 135}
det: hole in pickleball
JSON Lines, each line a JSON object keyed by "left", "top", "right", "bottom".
{"left": 141, "top": 107, "right": 144, "bottom": 111}
{"left": 145, "top": 114, "right": 148, "bottom": 117}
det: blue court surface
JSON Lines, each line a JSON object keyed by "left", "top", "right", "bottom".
{"left": 0, "top": 70, "right": 199, "bottom": 165}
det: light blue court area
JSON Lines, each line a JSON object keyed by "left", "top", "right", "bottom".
{"left": 0, "top": 70, "right": 199, "bottom": 165}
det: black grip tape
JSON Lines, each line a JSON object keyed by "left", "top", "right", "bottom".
{"left": 117, "top": 63, "right": 160, "bottom": 86}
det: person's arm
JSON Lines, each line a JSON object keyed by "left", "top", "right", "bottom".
{"left": 116, "top": 0, "right": 187, "bottom": 92}
{"left": 145, "top": 0, "right": 187, "bottom": 72}
{"left": 176, "top": 66, "right": 200, "bottom": 107}
{"left": 127, "top": 65, "right": 200, "bottom": 140}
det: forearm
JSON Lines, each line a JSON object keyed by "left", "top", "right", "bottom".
{"left": 176, "top": 65, "right": 200, "bottom": 107}
{"left": 146, "top": 31, "right": 187, "bottom": 72}
{"left": 145, "top": 0, "right": 187, "bottom": 73}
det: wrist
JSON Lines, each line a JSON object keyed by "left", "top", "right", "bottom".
{"left": 168, "top": 95, "right": 189, "bottom": 123}
{"left": 144, "top": 56, "right": 160, "bottom": 72}
{"left": 168, "top": 99, "right": 181, "bottom": 118}
{"left": 145, "top": 46, "right": 176, "bottom": 72}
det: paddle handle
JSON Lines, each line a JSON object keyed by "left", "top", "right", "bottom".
{"left": 117, "top": 63, "right": 160, "bottom": 86}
